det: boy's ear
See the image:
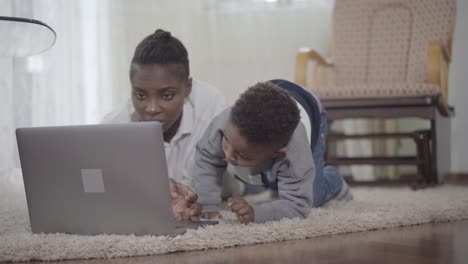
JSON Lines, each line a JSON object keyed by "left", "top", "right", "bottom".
{"left": 185, "top": 78, "right": 192, "bottom": 97}
{"left": 272, "top": 146, "right": 288, "bottom": 158}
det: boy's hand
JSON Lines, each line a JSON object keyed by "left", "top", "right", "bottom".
{"left": 200, "top": 211, "right": 222, "bottom": 219}
{"left": 228, "top": 197, "right": 254, "bottom": 224}
{"left": 169, "top": 179, "right": 201, "bottom": 221}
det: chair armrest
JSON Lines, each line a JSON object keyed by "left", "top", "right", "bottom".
{"left": 441, "top": 46, "right": 451, "bottom": 64}
{"left": 436, "top": 95, "right": 455, "bottom": 118}
{"left": 426, "top": 42, "right": 450, "bottom": 105}
{"left": 295, "top": 48, "right": 333, "bottom": 87}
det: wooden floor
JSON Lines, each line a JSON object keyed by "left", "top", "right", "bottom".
{"left": 24, "top": 220, "right": 468, "bottom": 264}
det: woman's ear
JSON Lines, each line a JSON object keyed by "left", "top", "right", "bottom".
{"left": 185, "top": 78, "right": 193, "bottom": 97}
{"left": 272, "top": 146, "right": 288, "bottom": 158}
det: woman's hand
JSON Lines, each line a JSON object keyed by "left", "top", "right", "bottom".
{"left": 169, "top": 179, "right": 201, "bottom": 221}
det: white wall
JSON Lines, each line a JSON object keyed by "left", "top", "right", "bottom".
{"left": 449, "top": 0, "right": 468, "bottom": 173}
{"left": 105, "top": 0, "right": 333, "bottom": 106}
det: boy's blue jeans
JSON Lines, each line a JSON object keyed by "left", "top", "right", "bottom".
{"left": 310, "top": 111, "right": 344, "bottom": 207}
{"left": 244, "top": 79, "right": 344, "bottom": 207}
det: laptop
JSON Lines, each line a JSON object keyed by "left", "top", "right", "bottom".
{"left": 16, "top": 122, "right": 217, "bottom": 236}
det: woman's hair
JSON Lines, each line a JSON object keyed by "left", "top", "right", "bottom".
{"left": 230, "top": 81, "right": 300, "bottom": 149}
{"left": 130, "top": 29, "right": 189, "bottom": 81}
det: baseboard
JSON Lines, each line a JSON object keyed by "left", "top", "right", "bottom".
{"left": 445, "top": 173, "right": 468, "bottom": 185}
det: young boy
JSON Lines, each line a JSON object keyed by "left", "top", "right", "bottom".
{"left": 102, "top": 29, "right": 227, "bottom": 220}
{"left": 194, "top": 79, "right": 351, "bottom": 224}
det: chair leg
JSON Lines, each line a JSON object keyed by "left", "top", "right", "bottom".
{"left": 411, "top": 132, "right": 424, "bottom": 190}
{"left": 422, "top": 131, "right": 433, "bottom": 184}
{"left": 411, "top": 130, "right": 432, "bottom": 190}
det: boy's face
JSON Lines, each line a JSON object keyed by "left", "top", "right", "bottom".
{"left": 131, "top": 64, "right": 191, "bottom": 133}
{"left": 222, "top": 121, "right": 282, "bottom": 167}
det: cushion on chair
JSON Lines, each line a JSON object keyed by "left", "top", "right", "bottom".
{"left": 314, "top": 83, "right": 440, "bottom": 100}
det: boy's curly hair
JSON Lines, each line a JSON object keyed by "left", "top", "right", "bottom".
{"left": 130, "top": 29, "right": 189, "bottom": 81}
{"left": 230, "top": 82, "right": 300, "bottom": 149}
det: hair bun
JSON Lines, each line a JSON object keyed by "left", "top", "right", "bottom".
{"left": 153, "top": 29, "right": 172, "bottom": 40}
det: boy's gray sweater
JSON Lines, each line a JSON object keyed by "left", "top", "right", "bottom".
{"left": 193, "top": 108, "right": 315, "bottom": 223}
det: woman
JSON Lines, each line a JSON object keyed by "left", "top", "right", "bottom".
{"left": 103, "top": 29, "right": 227, "bottom": 220}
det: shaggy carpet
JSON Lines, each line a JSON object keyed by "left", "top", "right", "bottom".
{"left": 1, "top": 177, "right": 468, "bottom": 262}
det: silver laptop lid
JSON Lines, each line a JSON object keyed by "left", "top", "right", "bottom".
{"left": 16, "top": 122, "right": 175, "bottom": 236}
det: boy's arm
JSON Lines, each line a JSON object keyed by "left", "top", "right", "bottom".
{"left": 193, "top": 110, "right": 230, "bottom": 213}
{"left": 251, "top": 161, "right": 314, "bottom": 223}
{"left": 252, "top": 123, "right": 315, "bottom": 223}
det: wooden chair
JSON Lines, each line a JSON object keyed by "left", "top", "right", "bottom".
{"left": 295, "top": 0, "right": 456, "bottom": 186}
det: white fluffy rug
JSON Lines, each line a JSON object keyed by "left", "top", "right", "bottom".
{"left": 1, "top": 180, "right": 468, "bottom": 262}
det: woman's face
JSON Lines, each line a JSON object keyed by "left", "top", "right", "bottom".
{"left": 131, "top": 64, "right": 191, "bottom": 133}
